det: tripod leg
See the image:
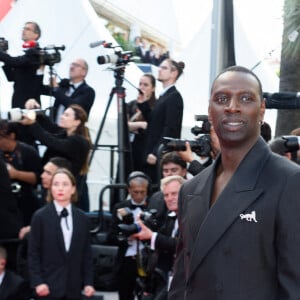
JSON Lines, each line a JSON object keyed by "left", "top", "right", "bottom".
{"left": 89, "top": 88, "right": 115, "bottom": 165}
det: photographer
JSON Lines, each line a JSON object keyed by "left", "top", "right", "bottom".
{"left": 0, "top": 120, "right": 42, "bottom": 227}
{"left": 134, "top": 175, "right": 185, "bottom": 300}
{"left": 178, "top": 126, "right": 220, "bottom": 176}
{"left": 0, "top": 21, "right": 43, "bottom": 108}
{"left": 26, "top": 58, "right": 95, "bottom": 124}
{"left": 107, "top": 171, "right": 153, "bottom": 300}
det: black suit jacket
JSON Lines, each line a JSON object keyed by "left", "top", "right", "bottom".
{"left": 154, "top": 213, "right": 178, "bottom": 275}
{"left": 0, "top": 158, "right": 22, "bottom": 239}
{"left": 0, "top": 48, "right": 42, "bottom": 108}
{"left": 0, "top": 270, "right": 30, "bottom": 300}
{"left": 41, "top": 80, "right": 95, "bottom": 120}
{"left": 169, "top": 138, "right": 300, "bottom": 300}
{"left": 138, "top": 86, "right": 183, "bottom": 156}
{"left": 28, "top": 202, "right": 93, "bottom": 299}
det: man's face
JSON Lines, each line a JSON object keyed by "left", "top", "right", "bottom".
{"left": 163, "top": 180, "right": 181, "bottom": 213}
{"left": 157, "top": 60, "right": 175, "bottom": 84}
{"left": 162, "top": 162, "right": 186, "bottom": 178}
{"left": 128, "top": 182, "right": 148, "bottom": 204}
{"left": 208, "top": 71, "right": 265, "bottom": 147}
{"left": 69, "top": 59, "right": 87, "bottom": 82}
{"left": 41, "top": 162, "right": 58, "bottom": 189}
{"left": 22, "top": 22, "right": 39, "bottom": 42}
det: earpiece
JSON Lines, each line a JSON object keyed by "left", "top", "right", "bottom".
{"left": 127, "top": 171, "right": 152, "bottom": 195}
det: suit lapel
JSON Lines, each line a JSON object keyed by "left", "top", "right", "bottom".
{"left": 188, "top": 138, "right": 270, "bottom": 280}
{"left": 68, "top": 206, "right": 78, "bottom": 254}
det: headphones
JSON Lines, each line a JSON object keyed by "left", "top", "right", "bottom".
{"left": 126, "top": 171, "right": 152, "bottom": 194}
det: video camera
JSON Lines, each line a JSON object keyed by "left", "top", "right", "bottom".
{"left": 162, "top": 115, "right": 212, "bottom": 157}
{"left": 116, "top": 207, "right": 158, "bottom": 240}
{"left": 0, "top": 37, "right": 8, "bottom": 51}
{"left": 38, "top": 45, "right": 65, "bottom": 66}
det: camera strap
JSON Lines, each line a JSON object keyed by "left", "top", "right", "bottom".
{"left": 136, "top": 240, "right": 147, "bottom": 277}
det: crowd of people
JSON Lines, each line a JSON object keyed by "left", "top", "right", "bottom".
{"left": 1, "top": 20, "right": 300, "bottom": 300}
{"left": 133, "top": 36, "right": 170, "bottom": 66}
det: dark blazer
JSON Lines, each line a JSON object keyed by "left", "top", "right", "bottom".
{"left": 28, "top": 202, "right": 93, "bottom": 299}
{"left": 154, "top": 213, "right": 178, "bottom": 275}
{"left": 169, "top": 137, "right": 300, "bottom": 300}
{"left": 0, "top": 270, "right": 31, "bottom": 300}
{"left": 0, "top": 158, "right": 22, "bottom": 240}
{"left": 42, "top": 80, "right": 95, "bottom": 120}
{"left": 0, "top": 48, "right": 42, "bottom": 108}
{"left": 138, "top": 86, "right": 183, "bottom": 156}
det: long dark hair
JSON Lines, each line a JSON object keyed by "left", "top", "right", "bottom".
{"left": 69, "top": 104, "right": 91, "bottom": 175}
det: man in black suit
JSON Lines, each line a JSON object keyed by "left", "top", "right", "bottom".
{"left": 26, "top": 58, "right": 95, "bottom": 123}
{"left": 134, "top": 175, "right": 185, "bottom": 300}
{"left": 0, "top": 21, "right": 43, "bottom": 108}
{"left": 168, "top": 66, "right": 300, "bottom": 300}
{"left": 0, "top": 246, "right": 30, "bottom": 300}
{"left": 138, "top": 58, "right": 184, "bottom": 184}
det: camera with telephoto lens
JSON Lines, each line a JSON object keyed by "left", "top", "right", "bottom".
{"left": 38, "top": 45, "right": 65, "bottom": 66}
{"left": 97, "top": 50, "right": 134, "bottom": 66}
{"left": 0, "top": 37, "right": 8, "bottom": 51}
{"left": 7, "top": 108, "right": 46, "bottom": 122}
{"left": 116, "top": 207, "right": 158, "bottom": 240}
{"left": 162, "top": 115, "right": 212, "bottom": 157}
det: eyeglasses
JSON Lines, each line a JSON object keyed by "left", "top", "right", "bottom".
{"left": 23, "top": 27, "right": 35, "bottom": 32}
{"left": 70, "top": 63, "right": 86, "bottom": 69}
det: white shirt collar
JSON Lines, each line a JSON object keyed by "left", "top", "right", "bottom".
{"left": 70, "top": 80, "right": 83, "bottom": 89}
{"left": 159, "top": 84, "right": 175, "bottom": 97}
{"left": 53, "top": 201, "right": 72, "bottom": 215}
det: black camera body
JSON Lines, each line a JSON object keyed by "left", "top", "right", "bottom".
{"left": 0, "top": 37, "right": 8, "bottom": 51}
{"left": 117, "top": 207, "right": 158, "bottom": 239}
{"left": 163, "top": 135, "right": 211, "bottom": 157}
{"left": 162, "top": 115, "right": 212, "bottom": 157}
{"left": 39, "top": 50, "right": 61, "bottom": 66}
{"left": 38, "top": 45, "right": 65, "bottom": 66}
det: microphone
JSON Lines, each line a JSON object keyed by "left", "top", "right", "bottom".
{"left": 22, "top": 40, "right": 38, "bottom": 48}
{"left": 138, "top": 89, "right": 144, "bottom": 95}
{"left": 89, "top": 40, "right": 106, "bottom": 48}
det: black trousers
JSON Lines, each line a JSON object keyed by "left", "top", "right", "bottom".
{"left": 118, "top": 256, "right": 141, "bottom": 300}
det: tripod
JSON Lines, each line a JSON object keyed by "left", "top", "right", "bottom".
{"left": 89, "top": 64, "right": 133, "bottom": 201}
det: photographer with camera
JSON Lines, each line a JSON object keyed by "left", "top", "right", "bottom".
{"left": 177, "top": 126, "right": 220, "bottom": 176}
{"left": 0, "top": 120, "right": 42, "bottom": 227}
{"left": 0, "top": 21, "right": 43, "bottom": 108}
{"left": 133, "top": 175, "right": 185, "bottom": 300}
{"left": 26, "top": 58, "right": 95, "bottom": 124}
{"left": 107, "top": 171, "right": 155, "bottom": 300}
